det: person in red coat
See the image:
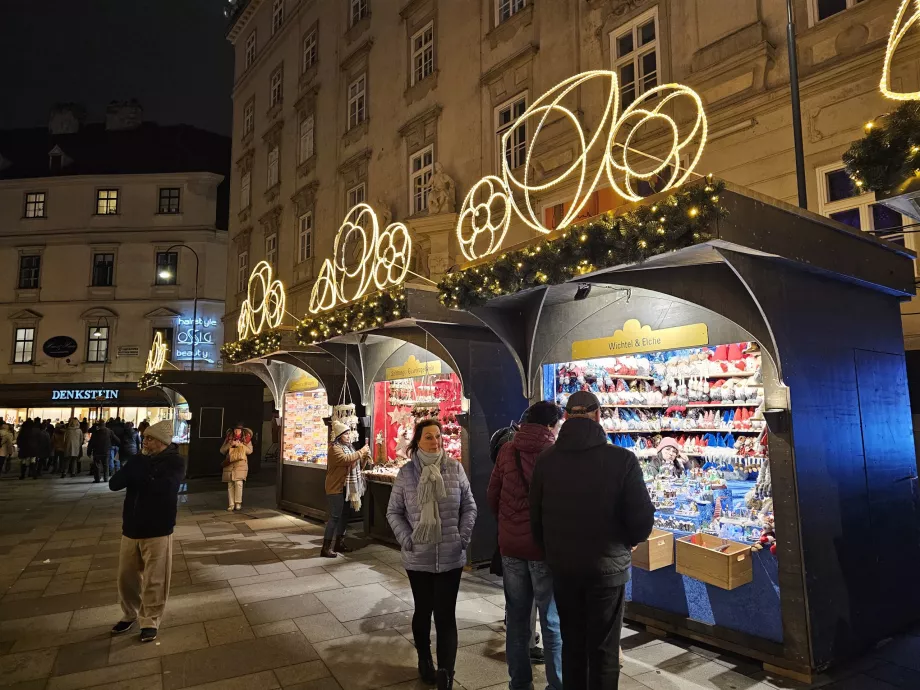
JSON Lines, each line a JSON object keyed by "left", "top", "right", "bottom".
{"left": 487, "top": 401, "right": 562, "bottom": 690}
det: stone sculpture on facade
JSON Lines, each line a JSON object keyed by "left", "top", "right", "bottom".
{"left": 426, "top": 162, "right": 456, "bottom": 215}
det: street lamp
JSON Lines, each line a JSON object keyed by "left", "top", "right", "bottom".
{"left": 159, "top": 244, "right": 200, "bottom": 372}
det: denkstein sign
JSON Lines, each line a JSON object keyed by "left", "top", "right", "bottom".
{"left": 51, "top": 389, "right": 120, "bottom": 401}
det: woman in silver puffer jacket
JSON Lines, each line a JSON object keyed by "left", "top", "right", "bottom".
{"left": 387, "top": 419, "right": 477, "bottom": 690}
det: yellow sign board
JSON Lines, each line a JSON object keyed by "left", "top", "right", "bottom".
{"left": 572, "top": 319, "right": 709, "bottom": 359}
{"left": 288, "top": 371, "right": 321, "bottom": 392}
{"left": 385, "top": 355, "right": 442, "bottom": 380}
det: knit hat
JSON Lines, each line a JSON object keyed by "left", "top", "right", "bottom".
{"left": 565, "top": 390, "right": 600, "bottom": 414}
{"left": 331, "top": 420, "right": 350, "bottom": 440}
{"left": 656, "top": 437, "right": 681, "bottom": 452}
{"left": 143, "top": 420, "right": 174, "bottom": 446}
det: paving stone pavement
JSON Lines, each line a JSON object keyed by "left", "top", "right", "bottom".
{"left": 2, "top": 469, "right": 920, "bottom": 690}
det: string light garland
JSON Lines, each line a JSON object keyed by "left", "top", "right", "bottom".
{"left": 297, "top": 287, "right": 407, "bottom": 346}
{"left": 881, "top": 0, "right": 920, "bottom": 101}
{"left": 440, "top": 180, "right": 725, "bottom": 309}
{"left": 138, "top": 372, "right": 161, "bottom": 391}
{"left": 138, "top": 331, "right": 168, "bottom": 391}
{"left": 238, "top": 261, "right": 286, "bottom": 339}
{"left": 843, "top": 101, "right": 920, "bottom": 193}
{"left": 220, "top": 329, "right": 283, "bottom": 365}
{"left": 456, "top": 71, "right": 708, "bottom": 261}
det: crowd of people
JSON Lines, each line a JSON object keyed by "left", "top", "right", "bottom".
{"left": 0, "top": 416, "right": 147, "bottom": 481}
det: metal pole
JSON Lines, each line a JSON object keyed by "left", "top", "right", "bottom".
{"left": 787, "top": 0, "right": 808, "bottom": 209}
{"left": 166, "top": 244, "right": 200, "bottom": 372}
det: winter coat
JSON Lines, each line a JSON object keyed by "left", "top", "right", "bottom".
{"left": 109, "top": 444, "right": 186, "bottom": 539}
{"left": 530, "top": 416, "right": 655, "bottom": 586}
{"left": 64, "top": 422, "right": 82, "bottom": 457}
{"left": 326, "top": 440, "right": 367, "bottom": 495}
{"left": 87, "top": 426, "right": 117, "bottom": 458}
{"left": 17, "top": 424, "right": 40, "bottom": 458}
{"left": 52, "top": 427, "right": 67, "bottom": 453}
{"left": 488, "top": 422, "right": 557, "bottom": 561}
{"left": 387, "top": 453, "right": 478, "bottom": 573}
{"left": 220, "top": 428, "right": 253, "bottom": 482}
{"left": 0, "top": 426, "right": 14, "bottom": 457}
{"left": 37, "top": 428, "right": 52, "bottom": 458}
{"left": 120, "top": 425, "right": 140, "bottom": 458}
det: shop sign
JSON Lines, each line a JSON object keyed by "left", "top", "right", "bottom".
{"left": 42, "top": 336, "right": 78, "bottom": 358}
{"left": 572, "top": 319, "right": 709, "bottom": 359}
{"left": 288, "top": 371, "right": 321, "bottom": 392}
{"left": 117, "top": 346, "right": 140, "bottom": 358}
{"left": 385, "top": 355, "right": 442, "bottom": 380}
{"left": 175, "top": 314, "right": 219, "bottom": 364}
{"left": 51, "top": 389, "right": 120, "bottom": 401}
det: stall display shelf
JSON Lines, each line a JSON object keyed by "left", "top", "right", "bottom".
{"left": 609, "top": 428, "right": 765, "bottom": 435}
{"left": 283, "top": 389, "right": 330, "bottom": 466}
{"left": 602, "top": 403, "right": 762, "bottom": 409}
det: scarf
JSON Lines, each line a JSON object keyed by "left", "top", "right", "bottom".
{"left": 412, "top": 449, "right": 447, "bottom": 545}
{"left": 341, "top": 442, "right": 366, "bottom": 510}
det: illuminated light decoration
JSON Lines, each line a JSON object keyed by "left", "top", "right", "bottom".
{"left": 238, "top": 261, "right": 286, "bottom": 339}
{"left": 881, "top": 0, "right": 920, "bottom": 101}
{"left": 455, "top": 71, "right": 708, "bottom": 261}
{"left": 308, "top": 203, "right": 414, "bottom": 314}
{"left": 145, "top": 331, "right": 167, "bottom": 375}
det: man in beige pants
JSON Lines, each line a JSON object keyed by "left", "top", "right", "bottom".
{"left": 108, "top": 420, "right": 185, "bottom": 643}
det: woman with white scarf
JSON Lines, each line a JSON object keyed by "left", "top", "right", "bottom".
{"left": 323, "top": 421, "right": 370, "bottom": 558}
{"left": 387, "top": 420, "right": 477, "bottom": 690}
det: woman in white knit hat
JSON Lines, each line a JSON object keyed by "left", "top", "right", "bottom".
{"left": 322, "top": 420, "right": 370, "bottom": 558}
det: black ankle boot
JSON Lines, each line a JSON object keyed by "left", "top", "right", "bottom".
{"left": 436, "top": 669, "right": 453, "bottom": 690}
{"left": 417, "top": 652, "right": 436, "bottom": 685}
{"left": 333, "top": 536, "right": 352, "bottom": 553}
{"left": 320, "top": 539, "right": 337, "bottom": 558}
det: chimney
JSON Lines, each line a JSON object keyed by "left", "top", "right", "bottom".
{"left": 48, "top": 103, "right": 85, "bottom": 135}
{"left": 105, "top": 99, "right": 143, "bottom": 131}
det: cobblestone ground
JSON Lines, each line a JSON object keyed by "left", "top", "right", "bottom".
{"left": 1, "top": 468, "right": 919, "bottom": 690}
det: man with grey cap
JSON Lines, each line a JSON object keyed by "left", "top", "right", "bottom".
{"left": 530, "top": 390, "right": 654, "bottom": 689}
{"left": 108, "top": 419, "right": 186, "bottom": 643}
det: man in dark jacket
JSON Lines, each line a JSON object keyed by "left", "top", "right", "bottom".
{"left": 17, "top": 419, "right": 42, "bottom": 479}
{"left": 119, "top": 422, "right": 140, "bottom": 460}
{"left": 88, "top": 421, "right": 118, "bottom": 483}
{"left": 108, "top": 420, "right": 185, "bottom": 643}
{"left": 530, "top": 390, "right": 655, "bottom": 689}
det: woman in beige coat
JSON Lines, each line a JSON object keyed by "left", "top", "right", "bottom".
{"left": 220, "top": 424, "right": 253, "bottom": 512}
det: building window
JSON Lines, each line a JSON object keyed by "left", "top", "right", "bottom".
{"left": 498, "top": 0, "right": 526, "bottom": 24}
{"left": 155, "top": 251, "right": 178, "bottom": 286}
{"left": 812, "top": 0, "right": 863, "bottom": 23}
{"left": 817, "top": 165, "right": 909, "bottom": 245}
{"left": 496, "top": 94, "right": 527, "bottom": 171}
{"left": 410, "top": 146, "right": 434, "bottom": 215}
{"left": 298, "top": 212, "right": 313, "bottom": 263}
{"left": 611, "top": 8, "right": 659, "bottom": 108}
{"left": 246, "top": 31, "right": 257, "bottom": 69}
{"left": 303, "top": 29, "right": 318, "bottom": 72}
{"left": 348, "top": 74, "right": 367, "bottom": 130}
{"left": 267, "top": 146, "right": 280, "bottom": 187}
{"left": 18, "top": 255, "right": 41, "bottom": 290}
{"left": 158, "top": 187, "right": 181, "bottom": 214}
{"left": 241, "top": 171, "right": 252, "bottom": 209}
{"left": 243, "top": 98, "right": 255, "bottom": 135}
{"left": 271, "top": 0, "right": 284, "bottom": 34}
{"left": 411, "top": 22, "right": 434, "bottom": 85}
{"left": 24, "top": 192, "right": 46, "bottom": 218}
{"left": 87, "top": 326, "right": 109, "bottom": 363}
{"left": 270, "top": 65, "right": 284, "bottom": 108}
{"left": 92, "top": 253, "right": 115, "bottom": 287}
{"left": 237, "top": 250, "right": 249, "bottom": 293}
{"left": 96, "top": 189, "right": 119, "bottom": 215}
{"left": 13, "top": 327, "right": 35, "bottom": 364}
{"left": 266, "top": 233, "right": 278, "bottom": 269}
{"left": 299, "top": 115, "right": 315, "bottom": 163}
{"left": 350, "top": 0, "right": 368, "bottom": 27}
{"left": 347, "top": 182, "right": 366, "bottom": 211}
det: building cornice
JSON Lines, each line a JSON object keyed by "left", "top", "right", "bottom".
{"left": 0, "top": 171, "right": 224, "bottom": 189}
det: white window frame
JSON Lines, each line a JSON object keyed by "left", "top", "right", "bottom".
{"left": 270, "top": 66, "right": 284, "bottom": 108}
{"left": 350, "top": 0, "right": 368, "bottom": 27}
{"left": 303, "top": 29, "right": 317, "bottom": 72}
{"left": 265, "top": 232, "right": 278, "bottom": 269}
{"left": 299, "top": 114, "right": 315, "bottom": 163}
{"left": 237, "top": 250, "right": 249, "bottom": 293}
{"left": 87, "top": 326, "right": 109, "bottom": 364}
{"left": 298, "top": 212, "right": 313, "bottom": 263}
{"left": 411, "top": 22, "right": 434, "bottom": 86}
{"left": 245, "top": 31, "right": 257, "bottom": 69}
{"left": 243, "top": 98, "right": 254, "bottom": 135}
{"left": 808, "top": 0, "right": 862, "bottom": 26}
{"left": 497, "top": 0, "right": 527, "bottom": 25}
{"left": 267, "top": 147, "right": 280, "bottom": 188}
{"left": 13, "top": 327, "right": 35, "bottom": 364}
{"left": 495, "top": 93, "right": 528, "bottom": 172}
{"left": 24, "top": 192, "right": 46, "bottom": 218}
{"left": 347, "top": 73, "right": 367, "bottom": 130}
{"left": 409, "top": 145, "right": 434, "bottom": 215}
{"left": 271, "top": 0, "right": 284, "bottom": 35}
{"left": 241, "top": 171, "right": 252, "bottom": 209}
{"left": 609, "top": 7, "right": 659, "bottom": 109}
{"left": 347, "top": 182, "right": 366, "bottom": 211}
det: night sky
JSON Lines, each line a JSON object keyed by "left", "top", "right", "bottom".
{"left": 0, "top": 0, "right": 234, "bottom": 135}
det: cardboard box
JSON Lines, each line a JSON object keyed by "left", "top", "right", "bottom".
{"left": 632, "top": 528, "right": 674, "bottom": 571}
{"left": 675, "top": 533, "right": 753, "bottom": 590}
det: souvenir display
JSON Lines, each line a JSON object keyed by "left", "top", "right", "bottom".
{"left": 282, "top": 389, "right": 330, "bottom": 465}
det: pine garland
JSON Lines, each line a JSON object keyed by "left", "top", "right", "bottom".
{"left": 221, "top": 329, "right": 283, "bottom": 364}
{"left": 438, "top": 180, "right": 726, "bottom": 309}
{"left": 137, "top": 372, "right": 160, "bottom": 391}
{"left": 296, "top": 287, "right": 407, "bottom": 346}
{"left": 843, "top": 101, "right": 920, "bottom": 193}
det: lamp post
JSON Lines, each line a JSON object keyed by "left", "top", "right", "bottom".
{"left": 158, "top": 244, "right": 200, "bottom": 372}
{"left": 91, "top": 316, "right": 110, "bottom": 422}
{"left": 786, "top": 0, "right": 808, "bottom": 209}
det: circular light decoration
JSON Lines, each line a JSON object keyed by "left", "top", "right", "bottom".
{"left": 881, "top": 0, "right": 920, "bottom": 101}
{"left": 237, "top": 260, "right": 286, "bottom": 339}
{"left": 308, "top": 204, "right": 414, "bottom": 314}
{"left": 145, "top": 331, "right": 167, "bottom": 375}
{"left": 455, "top": 71, "right": 708, "bottom": 261}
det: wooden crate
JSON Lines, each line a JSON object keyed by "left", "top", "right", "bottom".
{"left": 632, "top": 528, "right": 674, "bottom": 571}
{"left": 675, "top": 533, "right": 753, "bottom": 590}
